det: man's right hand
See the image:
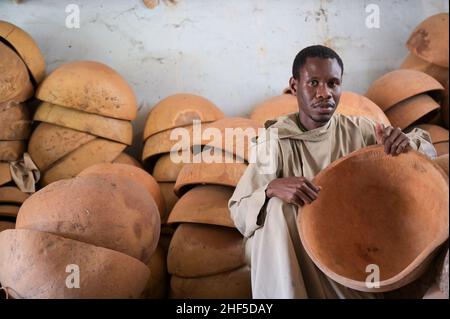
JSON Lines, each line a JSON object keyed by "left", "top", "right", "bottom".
{"left": 265, "top": 176, "right": 321, "bottom": 207}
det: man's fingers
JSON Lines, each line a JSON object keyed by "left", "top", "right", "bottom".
{"left": 296, "top": 181, "right": 321, "bottom": 205}
{"left": 390, "top": 135, "right": 408, "bottom": 155}
{"left": 385, "top": 128, "right": 403, "bottom": 154}
{"left": 295, "top": 190, "right": 312, "bottom": 205}
{"left": 302, "top": 178, "right": 321, "bottom": 193}
{"left": 287, "top": 177, "right": 322, "bottom": 206}
{"left": 299, "top": 183, "right": 319, "bottom": 201}
{"left": 290, "top": 193, "right": 305, "bottom": 207}
{"left": 395, "top": 138, "right": 410, "bottom": 154}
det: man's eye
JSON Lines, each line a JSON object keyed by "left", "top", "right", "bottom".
{"left": 310, "top": 80, "right": 318, "bottom": 86}
{"left": 328, "top": 81, "right": 339, "bottom": 88}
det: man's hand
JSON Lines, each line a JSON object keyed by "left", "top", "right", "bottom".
{"left": 375, "top": 123, "right": 411, "bottom": 156}
{"left": 265, "top": 176, "right": 321, "bottom": 207}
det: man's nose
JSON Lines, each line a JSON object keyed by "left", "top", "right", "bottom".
{"left": 316, "top": 83, "right": 332, "bottom": 100}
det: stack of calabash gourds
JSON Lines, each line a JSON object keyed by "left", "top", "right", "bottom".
{"left": 408, "top": 10, "right": 448, "bottom": 122}
{"left": 400, "top": 13, "right": 448, "bottom": 93}
{"left": 141, "top": 93, "right": 257, "bottom": 298}
{"left": 367, "top": 13, "right": 449, "bottom": 158}
{"left": 141, "top": 94, "right": 226, "bottom": 297}
{"left": 0, "top": 20, "right": 45, "bottom": 163}
{"left": 366, "top": 70, "right": 444, "bottom": 143}
{"left": 0, "top": 163, "right": 161, "bottom": 298}
{"left": 0, "top": 21, "right": 45, "bottom": 232}
{"left": 28, "top": 60, "right": 140, "bottom": 187}
{"left": 165, "top": 117, "right": 263, "bottom": 299}
{"left": 77, "top": 163, "right": 166, "bottom": 299}
{"left": 141, "top": 93, "right": 225, "bottom": 221}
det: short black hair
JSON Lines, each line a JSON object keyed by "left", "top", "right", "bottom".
{"left": 292, "top": 45, "right": 344, "bottom": 79}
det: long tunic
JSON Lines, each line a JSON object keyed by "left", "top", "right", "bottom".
{"left": 228, "top": 112, "right": 435, "bottom": 298}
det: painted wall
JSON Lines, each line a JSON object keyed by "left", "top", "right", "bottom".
{"left": 1, "top": 0, "right": 448, "bottom": 154}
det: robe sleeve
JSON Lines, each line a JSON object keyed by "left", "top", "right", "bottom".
{"left": 350, "top": 116, "right": 437, "bottom": 159}
{"left": 228, "top": 128, "right": 282, "bottom": 238}
{"left": 405, "top": 127, "right": 437, "bottom": 159}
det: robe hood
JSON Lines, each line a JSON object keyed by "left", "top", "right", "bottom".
{"left": 263, "top": 112, "right": 335, "bottom": 142}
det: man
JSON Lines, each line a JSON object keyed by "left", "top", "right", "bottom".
{"left": 228, "top": 45, "right": 436, "bottom": 299}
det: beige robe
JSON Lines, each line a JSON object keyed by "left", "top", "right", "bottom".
{"left": 229, "top": 112, "right": 436, "bottom": 299}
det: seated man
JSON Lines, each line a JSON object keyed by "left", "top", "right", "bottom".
{"left": 228, "top": 45, "right": 436, "bottom": 299}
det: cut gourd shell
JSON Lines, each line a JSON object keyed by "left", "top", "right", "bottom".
{"left": 142, "top": 125, "right": 194, "bottom": 162}
{"left": 385, "top": 94, "right": 440, "bottom": 129}
{"left": 168, "top": 185, "right": 235, "bottom": 228}
{"left": 365, "top": 69, "right": 444, "bottom": 111}
{"left": 167, "top": 223, "right": 245, "bottom": 277}
{"left": 28, "top": 123, "right": 96, "bottom": 172}
{"left": 40, "top": 138, "right": 126, "bottom": 186}
{"left": 143, "top": 93, "right": 224, "bottom": 139}
{"left": 169, "top": 266, "right": 251, "bottom": 299}
{"left": 34, "top": 102, "right": 133, "bottom": 145}
{"left": 174, "top": 151, "right": 247, "bottom": 196}
{"left": 0, "top": 20, "right": 46, "bottom": 84}
{"left": 298, "top": 145, "right": 449, "bottom": 292}
{"left": 16, "top": 174, "right": 160, "bottom": 263}
{"left": 406, "top": 13, "right": 449, "bottom": 68}
{"left": 0, "top": 229, "right": 150, "bottom": 299}
{"left": 36, "top": 61, "right": 137, "bottom": 120}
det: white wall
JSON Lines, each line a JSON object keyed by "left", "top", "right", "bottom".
{"left": 1, "top": 0, "right": 448, "bottom": 154}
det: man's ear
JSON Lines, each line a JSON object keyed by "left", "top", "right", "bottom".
{"left": 289, "top": 77, "right": 297, "bottom": 96}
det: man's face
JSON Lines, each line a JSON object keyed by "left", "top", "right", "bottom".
{"left": 289, "top": 57, "right": 342, "bottom": 130}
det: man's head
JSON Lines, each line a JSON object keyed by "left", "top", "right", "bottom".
{"left": 289, "top": 45, "right": 344, "bottom": 130}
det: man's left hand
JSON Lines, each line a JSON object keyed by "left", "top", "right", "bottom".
{"left": 375, "top": 123, "right": 411, "bottom": 156}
